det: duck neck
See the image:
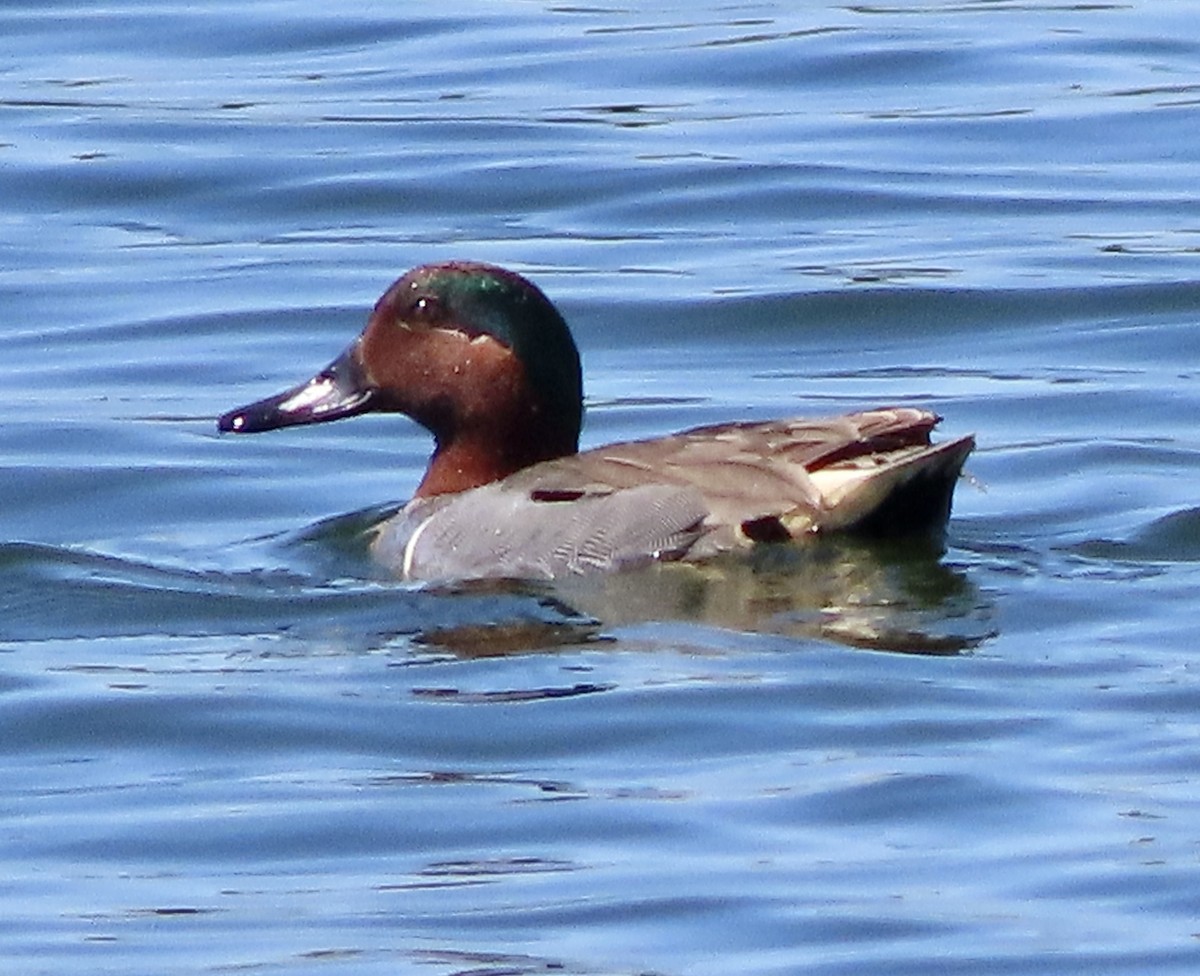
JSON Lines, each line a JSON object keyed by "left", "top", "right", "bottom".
{"left": 414, "top": 419, "right": 578, "bottom": 498}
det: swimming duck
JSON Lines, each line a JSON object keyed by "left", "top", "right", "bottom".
{"left": 219, "top": 261, "right": 973, "bottom": 581}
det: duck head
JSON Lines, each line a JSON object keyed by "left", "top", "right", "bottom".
{"left": 218, "top": 261, "right": 583, "bottom": 497}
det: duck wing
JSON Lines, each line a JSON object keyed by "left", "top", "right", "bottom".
{"left": 509, "top": 407, "right": 973, "bottom": 541}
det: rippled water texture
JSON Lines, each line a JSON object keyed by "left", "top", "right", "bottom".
{"left": 4, "top": 3, "right": 1200, "bottom": 974}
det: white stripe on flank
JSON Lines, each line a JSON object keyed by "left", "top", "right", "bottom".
{"left": 402, "top": 513, "right": 437, "bottom": 580}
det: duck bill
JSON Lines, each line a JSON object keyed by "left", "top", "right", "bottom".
{"left": 218, "top": 341, "right": 377, "bottom": 434}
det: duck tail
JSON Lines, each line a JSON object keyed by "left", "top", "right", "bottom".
{"left": 803, "top": 434, "right": 975, "bottom": 537}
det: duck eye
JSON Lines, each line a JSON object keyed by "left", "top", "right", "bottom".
{"left": 409, "top": 294, "right": 444, "bottom": 324}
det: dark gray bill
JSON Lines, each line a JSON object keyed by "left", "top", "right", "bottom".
{"left": 217, "top": 341, "right": 376, "bottom": 434}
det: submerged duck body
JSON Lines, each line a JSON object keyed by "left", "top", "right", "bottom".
{"left": 219, "top": 262, "right": 973, "bottom": 581}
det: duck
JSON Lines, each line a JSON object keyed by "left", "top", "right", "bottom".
{"left": 218, "top": 261, "right": 974, "bottom": 581}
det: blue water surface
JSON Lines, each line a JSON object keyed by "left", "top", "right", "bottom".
{"left": 4, "top": 2, "right": 1200, "bottom": 974}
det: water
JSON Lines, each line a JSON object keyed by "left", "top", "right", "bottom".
{"left": 4, "top": 2, "right": 1200, "bottom": 973}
